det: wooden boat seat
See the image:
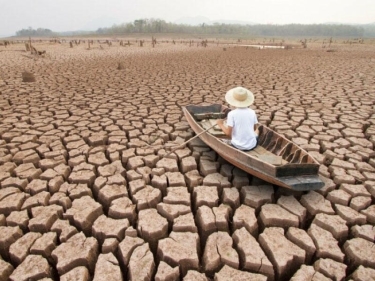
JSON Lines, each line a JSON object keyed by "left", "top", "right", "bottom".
{"left": 247, "top": 146, "right": 287, "bottom": 166}
{"left": 194, "top": 112, "right": 224, "bottom": 121}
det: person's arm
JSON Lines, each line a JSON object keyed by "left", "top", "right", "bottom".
{"left": 254, "top": 123, "right": 259, "bottom": 136}
{"left": 253, "top": 111, "right": 259, "bottom": 136}
{"left": 216, "top": 119, "right": 232, "bottom": 137}
{"left": 253, "top": 117, "right": 259, "bottom": 137}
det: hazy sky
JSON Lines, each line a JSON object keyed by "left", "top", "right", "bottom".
{"left": 0, "top": 0, "right": 374, "bottom": 36}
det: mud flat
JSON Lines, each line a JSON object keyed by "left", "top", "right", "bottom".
{"left": 0, "top": 39, "right": 375, "bottom": 280}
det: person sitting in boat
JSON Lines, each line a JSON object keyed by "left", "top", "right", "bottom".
{"left": 216, "top": 86, "right": 259, "bottom": 151}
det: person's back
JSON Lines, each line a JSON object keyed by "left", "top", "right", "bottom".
{"left": 216, "top": 86, "right": 259, "bottom": 151}
{"left": 227, "top": 107, "right": 258, "bottom": 150}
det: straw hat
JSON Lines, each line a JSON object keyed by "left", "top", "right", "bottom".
{"left": 225, "top": 86, "right": 254, "bottom": 108}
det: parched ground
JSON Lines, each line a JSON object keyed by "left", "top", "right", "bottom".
{"left": 0, "top": 39, "right": 375, "bottom": 281}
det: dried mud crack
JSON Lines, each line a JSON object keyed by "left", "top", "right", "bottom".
{"left": 0, "top": 39, "right": 375, "bottom": 281}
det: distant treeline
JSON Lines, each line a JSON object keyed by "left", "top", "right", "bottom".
{"left": 96, "top": 19, "right": 375, "bottom": 37}
{"left": 16, "top": 27, "right": 56, "bottom": 37}
{"left": 15, "top": 20, "right": 375, "bottom": 38}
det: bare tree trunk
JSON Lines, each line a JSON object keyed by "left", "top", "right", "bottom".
{"left": 29, "top": 37, "right": 32, "bottom": 54}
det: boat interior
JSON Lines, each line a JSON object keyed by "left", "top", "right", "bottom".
{"left": 189, "top": 106, "right": 316, "bottom": 167}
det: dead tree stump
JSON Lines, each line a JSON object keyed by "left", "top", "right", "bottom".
{"left": 22, "top": 72, "right": 36, "bottom": 82}
{"left": 31, "top": 46, "right": 37, "bottom": 55}
{"left": 117, "top": 62, "right": 125, "bottom": 70}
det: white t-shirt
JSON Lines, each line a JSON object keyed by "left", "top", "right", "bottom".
{"left": 227, "top": 108, "right": 258, "bottom": 150}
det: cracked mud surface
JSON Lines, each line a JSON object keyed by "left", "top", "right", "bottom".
{"left": 0, "top": 39, "right": 375, "bottom": 280}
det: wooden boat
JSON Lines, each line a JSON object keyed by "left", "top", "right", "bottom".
{"left": 183, "top": 104, "right": 324, "bottom": 191}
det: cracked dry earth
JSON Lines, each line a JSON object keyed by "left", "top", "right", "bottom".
{"left": 0, "top": 40, "right": 375, "bottom": 281}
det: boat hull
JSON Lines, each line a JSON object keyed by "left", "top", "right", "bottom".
{"left": 183, "top": 105, "right": 324, "bottom": 191}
